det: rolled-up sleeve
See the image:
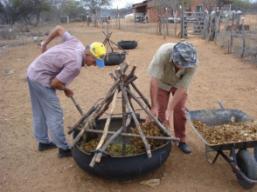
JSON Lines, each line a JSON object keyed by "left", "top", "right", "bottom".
{"left": 62, "top": 32, "right": 75, "bottom": 42}
{"left": 56, "top": 59, "right": 80, "bottom": 85}
{"left": 175, "top": 67, "right": 197, "bottom": 89}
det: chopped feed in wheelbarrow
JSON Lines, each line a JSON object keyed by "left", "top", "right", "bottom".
{"left": 193, "top": 120, "right": 257, "bottom": 145}
{"left": 82, "top": 122, "right": 166, "bottom": 156}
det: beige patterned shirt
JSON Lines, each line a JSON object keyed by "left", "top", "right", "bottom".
{"left": 148, "top": 43, "right": 197, "bottom": 91}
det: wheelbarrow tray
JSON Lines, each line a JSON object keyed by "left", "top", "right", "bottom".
{"left": 188, "top": 108, "right": 257, "bottom": 189}
{"left": 189, "top": 108, "right": 256, "bottom": 150}
{"left": 191, "top": 124, "right": 257, "bottom": 151}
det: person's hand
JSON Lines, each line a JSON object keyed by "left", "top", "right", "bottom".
{"left": 165, "top": 109, "right": 174, "bottom": 130}
{"left": 41, "top": 41, "right": 47, "bottom": 53}
{"left": 151, "top": 106, "right": 159, "bottom": 117}
{"left": 64, "top": 88, "right": 73, "bottom": 97}
{"left": 165, "top": 110, "right": 171, "bottom": 121}
{"left": 146, "top": 106, "right": 159, "bottom": 122}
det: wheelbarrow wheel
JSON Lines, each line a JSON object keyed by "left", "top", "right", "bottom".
{"left": 236, "top": 149, "right": 257, "bottom": 189}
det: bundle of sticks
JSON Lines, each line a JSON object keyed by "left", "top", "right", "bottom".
{"left": 68, "top": 63, "right": 178, "bottom": 167}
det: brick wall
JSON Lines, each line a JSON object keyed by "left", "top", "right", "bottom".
{"left": 147, "top": 7, "right": 159, "bottom": 22}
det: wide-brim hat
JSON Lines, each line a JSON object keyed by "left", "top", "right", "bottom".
{"left": 171, "top": 41, "right": 197, "bottom": 68}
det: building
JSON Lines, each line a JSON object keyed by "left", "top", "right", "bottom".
{"left": 132, "top": 0, "right": 232, "bottom": 23}
{"left": 132, "top": 0, "right": 207, "bottom": 23}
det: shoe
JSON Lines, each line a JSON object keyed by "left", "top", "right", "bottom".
{"left": 58, "top": 148, "right": 72, "bottom": 158}
{"left": 38, "top": 142, "right": 57, "bottom": 151}
{"left": 178, "top": 142, "right": 192, "bottom": 154}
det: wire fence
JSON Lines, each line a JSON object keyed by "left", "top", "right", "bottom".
{"left": 96, "top": 11, "right": 257, "bottom": 63}
{"left": 213, "top": 13, "right": 257, "bottom": 63}
{"left": 99, "top": 18, "right": 180, "bottom": 38}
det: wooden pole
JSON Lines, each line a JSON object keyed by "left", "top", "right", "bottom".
{"left": 121, "top": 86, "right": 152, "bottom": 158}
{"left": 70, "top": 96, "right": 83, "bottom": 116}
{"left": 130, "top": 82, "right": 151, "bottom": 108}
{"left": 70, "top": 83, "right": 119, "bottom": 147}
{"left": 68, "top": 100, "right": 98, "bottom": 134}
{"left": 89, "top": 115, "right": 133, "bottom": 167}
{"left": 86, "top": 128, "right": 174, "bottom": 140}
{"left": 241, "top": 25, "right": 246, "bottom": 58}
{"left": 96, "top": 90, "right": 119, "bottom": 150}
{"left": 126, "top": 88, "right": 173, "bottom": 137}
{"left": 89, "top": 90, "right": 119, "bottom": 167}
{"left": 69, "top": 80, "right": 119, "bottom": 133}
{"left": 180, "top": 3, "right": 184, "bottom": 38}
{"left": 121, "top": 76, "right": 127, "bottom": 155}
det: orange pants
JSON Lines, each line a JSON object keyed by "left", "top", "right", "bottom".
{"left": 157, "top": 87, "right": 188, "bottom": 142}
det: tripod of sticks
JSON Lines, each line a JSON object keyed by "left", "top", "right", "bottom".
{"left": 102, "top": 31, "right": 124, "bottom": 53}
{"left": 68, "top": 63, "right": 178, "bottom": 167}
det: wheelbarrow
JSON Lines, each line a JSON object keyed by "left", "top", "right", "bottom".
{"left": 188, "top": 108, "right": 257, "bottom": 189}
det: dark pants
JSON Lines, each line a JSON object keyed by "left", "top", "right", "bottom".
{"left": 157, "top": 87, "right": 188, "bottom": 142}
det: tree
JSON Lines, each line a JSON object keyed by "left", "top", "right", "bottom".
{"left": 60, "top": 0, "right": 86, "bottom": 19}
{"left": 0, "top": 0, "right": 50, "bottom": 25}
{"left": 82, "top": 0, "right": 111, "bottom": 26}
{"left": 82, "top": 0, "right": 110, "bottom": 14}
{"left": 231, "top": 0, "right": 251, "bottom": 10}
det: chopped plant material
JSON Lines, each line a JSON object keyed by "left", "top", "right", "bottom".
{"left": 193, "top": 120, "right": 257, "bottom": 145}
{"left": 130, "top": 122, "right": 165, "bottom": 152}
{"left": 81, "top": 122, "right": 166, "bottom": 156}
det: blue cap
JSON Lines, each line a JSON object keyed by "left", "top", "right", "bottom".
{"left": 96, "top": 59, "right": 105, "bottom": 69}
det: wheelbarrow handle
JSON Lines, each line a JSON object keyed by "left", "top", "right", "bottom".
{"left": 70, "top": 96, "right": 83, "bottom": 116}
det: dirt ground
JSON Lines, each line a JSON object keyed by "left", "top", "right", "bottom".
{"left": 1, "top": 23, "right": 257, "bottom": 192}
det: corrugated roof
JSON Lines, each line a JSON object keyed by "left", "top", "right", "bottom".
{"left": 132, "top": 0, "right": 148, "bottom": 9}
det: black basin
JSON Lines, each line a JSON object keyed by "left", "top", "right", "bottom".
{"left": 104, "top": 52, "right": 126, "bottom": 66}
{"left": 72, "top": 118, "right": 171, "bottom": 180}
{"left": 118, "top": 40, "right": 138, "bottom": 50}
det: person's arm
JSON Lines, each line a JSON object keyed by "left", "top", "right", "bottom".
{"left": 165, "top": 87, "right": 187, "bottom": 129}
{"left": 50, "top": 78, "right": 73, "bottom": 97}
{"left": 41, "top": 25, "right": 66, "bottom": 53}
{"left": 166, "top": 87, "right": 186, "bottom": 115}
{"left": 150, "top": 77, "right": 159, "bottom": 116}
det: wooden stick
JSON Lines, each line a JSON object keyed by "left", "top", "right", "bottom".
{"left": 124, "top": 76, "right": 137, "bottom": 86}
{"left": 126, "top": 66, "right": 136, "bottom": 80}
{"left": 109, "top": 72, "right": 117, "bottom": 81}
{"left": 90, "top": 115, "right": 133, "bottom": 166}
{"left": 89, "top": 90, "right": 119, "bottom": 167}
{"left": 119, "top": 63, "right": 128, "bottom": 74}
{"left": 126, "top": 88, "right": 172, "bottom": 137}
{"left": 85, "top": 128, "right": 174, "bottom": 140}
{"left": 96, "top": 89, "right": 119, "bottom": 150}
{"left": 121, "top": 85, "right": 128, "bottom": 155}
{"left": 69, "top": 81, "right": 119, "bottom": 133}
{"left": 102, "top": 116, "right": 132, "bottom": 150}
{"left": 71, "top": 119, "right": 94, "bottom": 148}
{"left": 68, "top": 101, "right": 98, "bottom": 134}
{"left": 126, "top": 86, "right": 136, "bottom": 120}
{"left": 70, "top": 84, "right": 119, "bottom": 147}
{"left": 121, "top": 86, "right": 152, "bottom": 158}
{"left": 130, "top": 82, "right": 151, "bottom": 109}
{"left": 70, "top": 96, "right": 83, "bottom": 116}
